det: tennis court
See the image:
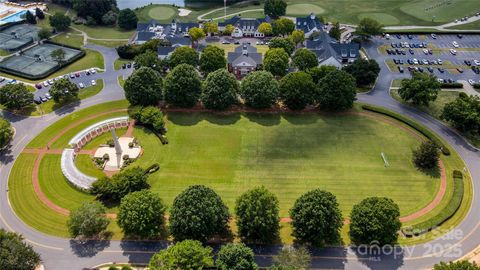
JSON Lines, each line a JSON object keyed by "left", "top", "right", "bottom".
{"left": 0, "top": 43, "right": 83, "bottom": 77}
{"left": 0, "top": 23, "right": 39, "bottom": 51}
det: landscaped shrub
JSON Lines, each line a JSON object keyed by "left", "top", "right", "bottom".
{"left": 103, "top": 153, "right": 110, "bottom": 160}
{"left": 107, "top": 139, "right": 115, "bottom": 147}
{"left": 441, "top": 82, "right": 463, "bottom": 89}
{"left": 129, "top": 106, "right": 166, "bottom": 135}
{"left": 361, "top": 104, "right": 451, "bottom": 155}
{"left": 402, "top": 171, "right": 464, "bottom": 237}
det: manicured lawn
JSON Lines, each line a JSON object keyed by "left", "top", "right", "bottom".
{"left": 136, "top": 5, "right": 178, "bottom": 22}
{"left": 27, "top": 100, "right": 129, "bottom": 148}
{"left": 8, "top": 154, "right": 70, "bottom": 237}
{"left": 447, "top": 20, "right": 480, "bottom": 30}
{"left": 87, "top": 39, "right": 127, "bottom": 48}
{"left": 73, "top": 25, "right": 135, "bottom": 40}
{"left": 286, "top": 4, "right": 325, "bottom": 16}
{"left": 75, "top": 154, "right": 107, "bottom": 178}
{"left": 126, "top": 112, "right": 439, "bottom": 217}
{"left": 118, "top": 75, "right": 125, "bottom": 87}
{"left": 0, "top": 49, "right": 10, "bottom": 56}
{"left": 0, "top": 49, "right": 104, "bottom": 84}
{"left": 51, "top": 31, "right": 84, "bottom": 48}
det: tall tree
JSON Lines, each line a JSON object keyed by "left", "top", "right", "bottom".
{"left": 292, "top": 48, "right": 318, "bottom": 71}
{"left": 290, "top": 30, "right": 305, "bottom": 46}
{"left": 216, "top": 243, "right": 258, "bottom": 270}
{"left": 290, "top": 189, "right": 343, "bottom": 246}
{"left": 268, "top": 37, "right": 295, "bottom": 56}
{"left": 279, "top": 71, "right": 316, "bottom": 110}
{"left": 412, "top": 141, "right": 440, "bottom": 170}
{"left": 49, "top": 78, "right": 79, "bottom": 103}
{"left": 148, "top": 240, "right": 214, "bottom": 270}
{"left": 134, "top": 50, "right": 164, "bottom": 73}
{"left": 118, "top": 9, "right": 138, "bottom": 30}
{"left": 199, "top": 45, "right": 226, "bottom": 75}
{"left": 49, "top": 12, "right": 71, "bottom": 31}
{"left": 117, "top": 190, "right": 166, "bottom": 238}
{"left": 240, "top": 70, "right": 279, "bottom": 109}
{"left": 124, "top": 67, "right": 163, "bottom": 106}
{"left": 342, "top": 59, "right": 380, "bottom": 86}
{"left": 202, "top": 21, "right": 218, "bottom": 36}
{"left": 317, "top": 69, "right": 356, "bottom": 111}
{"left": 356, "top": 18, "right": 383, "bottom": 40}
{"left": 434, "top": 260, "right": 480, "bottom": 270}
{"left": 73, "top": 0, "right": 117, "bottom": 24}
{"left": 201, "top": 69, "right": 239, "bottom": 110}
{"left": 306, "top": 65, "right": 337, "bottom": 84}
{"left": 0, "top": 83, "right": 33, "bottom": 110}
{"left": 51, "top": 48, "right": 66, "bottom": 64}
{"left": 35, "top": 7, "right": 45, "bottom": 20}
{"left": 235, "top": 186, "right": 280, "bottom": 243}
{"left": 258, "top": 22, "right": 273, "bottom": 36}
{"left": 25, "top": 10, "right": 37, "bottom": 24}
{"left": 188, "top": 27, "right": 206, "bottom": 47}
{"left": 272, "top": 18, "right": 295, "bottom": 36}
{"left": 264, "top": 0, "right": 287, "bottom": 19}
{"left": 169, "top": 46, "right": 199, "bottom": 69}
{"left": 102, "top": 10, "right": 118, "bottom": 25}
{"left": 0, "top": 117, "right": 13, "bottom": 149}
{"left": 38, "top": 27, "right": 52, "bottom": 40}
{"left": 0, "top": 229, "right": 41, "bottom": 270}
{"left": 164, "top": 64, "right": 202, "bottom": 108}
{"left": 169, "top": 185, "right": 230, "bottom": 242}
{"left": 270, "top": 246, "right": 311, "bottom": 270}
{"left": 67, "top": 202, "right": 110, "bottom": 238}
{"left": 349, "top": 197, "right": 401, "bottom": 246}
{"left": 223, "top": 24, "right": 235, "bottom": 35}
{"left": 398, "top": 72, "right": 441, "bottom": 106}
{"left": 442, "top": 93, "right": 480, "bottom": 135}
{"left": 329, "top": 22, "right": 341, "bottom": 40}
{"left": 264, "top": 48, "right": 289, "bottom": 77}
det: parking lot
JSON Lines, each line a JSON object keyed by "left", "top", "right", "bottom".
{"left": 375, "top": 34, "right": 480, "bottom": 85}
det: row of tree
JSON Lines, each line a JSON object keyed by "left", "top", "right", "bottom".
{"left": 69, "top": 184, "right": 402, "bottom": 247}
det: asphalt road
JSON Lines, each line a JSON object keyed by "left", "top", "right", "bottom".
{"left": 1, "top": 42, "right": 480, "bottom": 269}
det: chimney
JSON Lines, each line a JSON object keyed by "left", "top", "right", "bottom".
{"left": 242, "top": 44, "right": 248, "bottom": 56}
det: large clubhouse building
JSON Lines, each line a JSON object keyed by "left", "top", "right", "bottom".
{"left": 132, "top": 13, "right": 360, "bottom": 77}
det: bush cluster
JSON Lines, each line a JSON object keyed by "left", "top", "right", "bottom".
{"left": 128, "top": 106, "right": 166, "bottom": 134}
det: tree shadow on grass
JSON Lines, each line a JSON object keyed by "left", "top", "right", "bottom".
{"left": 69, "top": 238, "right": 111, "bottom": 257}
{"left": 204, "top": 112, "right": 241, "bottom": 126}
{"left": 244, "top": 112, "right": 281, "bottom": 126}
{"left": 166, "top": 112, "right": 203, "bottom": 126}
{"left": 417, "top": 165, "right": 441, "bottom": 179}
{"left": 282, "top": 112, "right": 320, "bottom": 125}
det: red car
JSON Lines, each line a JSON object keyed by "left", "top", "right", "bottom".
{"left": 75, "top": 72, "right": 81, "bottom": 77}
{"left": 35, "top": 83, "right": 42, "bottom": 89}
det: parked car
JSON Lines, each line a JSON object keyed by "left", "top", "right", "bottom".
{"left": 427, "top": 67, "right": 434, "bottom": 73}
{"left": 438, "top": 59, "right": 443, "bottom": 65}
{"left": 127, "top": 63, "right": 132, "bottom": 68}
{"left": 48, "top": 79, "right": 54, "bottom": 85}
{"left": 79, "top": 82, "right": 85, "bottom": 88}
{"left": 43, "top": 81, "right": 49, "bottom": 87}
{"left": 35, "top": 84, "right": 42, "bottom": 89}
{"left": 45, "top": 93, "right": 52, "bottom": 100}
{"left": 33, "top": 98, "right": 42, "bottom": 104}
{"left": 40, "top": 96, "right": 48, "bottom": 102}
{"left": 222, "top": 41, "right": 230, "bottom": 44}
{"left": 423, "top": 49, "right": 429, "bottom": 55}
{"left": 122, "top": 63, "right": 126, "bottom": 69}
{"left": 428, "top": 49, "right": 433, "bottom": 54}
{"left": 474, "top": 60, "right": 480, "bottom": 66}
{"left": 457, "top": 34, "right": 463, "bottom": 39}
{"left": 407, "top": 34, "right": 413, "bottom": 39}
{"left": 457, "top": 68, "right": 464, "bottom": 73}
{"left": 409, "top": 49, "right": 414, "bottom": 55}
{"left": 86, "top": 70, "right": 91, "bottom": 75}
{"left": 0, "top": 77, "right": 4, "bottom": 82}
{"left": 452, "top": 41, "right": 459, "bottom": 48}
{"left": 418, "top": 67, "right": 424, "bottom": 72}
{"left": 465, "top": 60, "right": 472, "bottom": 66}
{"left": 469, "top": 79, "right": 476, "bottom": 85}
{"left": 91, "top": 80, "right": 96, "bottom": 86}
{"left": 75, "top": 72, "right": 81, "bottom": 77}
{"left": 90, "top": 68, "right": 96, "bottom": 74}
{"left": 450, "top": 49, "right": 457, "bottom": 55}
{"left": 70, "top": 73, "right": 75, "bottom": 79}
{"left": 431, "top": 33, "right": 437, "bottom": 39}
{"left": 438, "top": 68, "right": 445, "bottom": 73}
{"left": 398, "top": 66, "right": 404, "bottom": 73}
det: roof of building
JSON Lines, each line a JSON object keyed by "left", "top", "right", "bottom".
{"left": 175, "top": 22, "right": 199, "bottom": 33}
{"left": 219, "top": 15, "right": 272, "bottom": 29}
{"left": 228, "top": 44, "right": 262, "bottom": 67}
{"left": 157, "top": 46, "right": 176, "bottom": 56}
{"left": 296, "top": 13, "right": 323, "bottom": 33}
{"left": 166, "top": 36, "right": 191, "bottom": 46}
{"left": 306, "top": 31, "right": 359, "bottom": 63}
{"left": 136, "top": 31, "right": 156, "bottom": 42}
{"left": 137, "top": 19, "right": 161, "bottom": 31}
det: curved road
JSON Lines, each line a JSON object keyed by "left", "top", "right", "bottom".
{"left": 0, "top": 43, "right": 479, "bottom": 269}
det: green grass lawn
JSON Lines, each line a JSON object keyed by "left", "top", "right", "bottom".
{"left": 51, "top": 31, "right": 84, "bottom": 48}
{"left": 87, "top": 39, "right": 127, "bottom": 48}
{"left": 447, "top": 20, "right": 480, "bottom": 30}
{"left": 27, "top": 100, "right": 129, "bottom": 148}
{"left": 135, "top": 5, "right": 178, "bottom": 22}
{"left": 72, "top": 24, "right": 134, "bottom": 40}
{"left": 118, "top": 75, "right": 125, "bottom": 87}
{"left": 391, "top": 89, "right": 480, "bottom": 147}
{"left": 0, "top": 49, "right": 10, "bottom": 56}
{"left": 0, "top": 49, "right": 104, "bottom": 84}
{"left": 10, "top": 100, "right": 471, "bottom": 244}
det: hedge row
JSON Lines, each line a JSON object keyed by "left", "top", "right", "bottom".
{"left": 473, "top": 84, "right": 480, "bottom": 89}
{"left": 441, "top": 82, "right": 463, "bottom": 89}
{"left": 402, "top": 170, "right": 464, "bottom": 237}
{"left": 361, "top": 104, "right": 451, "bottom": 155}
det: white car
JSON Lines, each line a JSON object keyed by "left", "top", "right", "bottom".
{"left": 437, "top": 78, "right": 444, "bottom": 83}
{"left": 79, "top": 82, "right": 85, "bottom": 89}
{"left": 450, "top": 49, "right": 457, "bottom": 55}
{"left": 437, "top": 59, "right": 443, "bottom": 65}
{"left": 43, "top": 81, "right": 49, "bottom": 87}
{"left": 90, "top": 68, "right": 96, "bottom": 74}
{"left": 423, "top": 49, "right": 429, "bottom": 54}
{"left": 91, "top": 80, "right": 96, "bottom": 86}
{"left": 48, "top": 79, "right": 54, "bottom": 85}
{"left": 452, "top": 41, "right": 459, "bottom": 48}
{"left": 0, "top": 77, "right": 4, "bottom": 82}
{"left": 45, "top": 93, "right": 52, "bottom": 100}
{"left": 469, "top": 79, "right": 476, "bottom": 85}
{"left": 413, "top": 58, "right": 419, "bottom": 65}
{"left": 474, "top": 60, "right": 480, "bottom": 66}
